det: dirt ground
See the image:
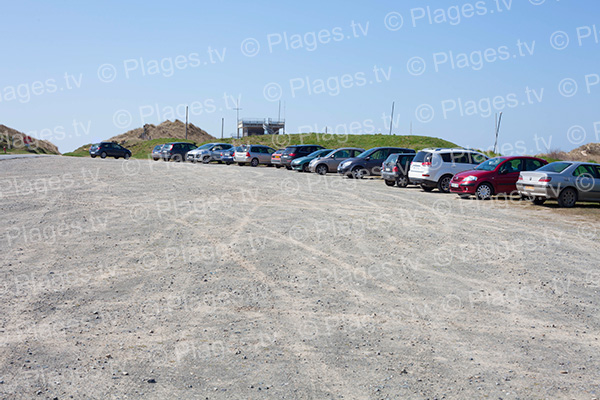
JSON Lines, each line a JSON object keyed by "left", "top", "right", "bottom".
{"left": 0, "top": 157, "right": 599, "bottom": 400}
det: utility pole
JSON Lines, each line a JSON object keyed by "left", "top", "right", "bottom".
{"left": 185, "top": 106, "right": 188, "bottom": 140}
{"left": 221, "top": 118, "right": 224, "bottom": 139}
{"left": 389, "top": 101, "right": 395, "bottom": 135}
{"left": 234, "top": 100, "right": 242, "bottom": 139}
{"left": 493, "top": 112, "right": 503, "bottom": 154}
{"left": 410, "top": 121, "right": 412, "bottom": 135}
{"left": 278, "top": 100, "right": 281, "bottom": 121}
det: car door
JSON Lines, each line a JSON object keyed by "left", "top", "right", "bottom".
{"left": 368, "top": 149, "right": 386, "bottom": 174}
{"left": 496, "top": 158, "right": 522, "bottom": 194}
{"left": 573, "top": 164, "right": 598, "bottom": 201}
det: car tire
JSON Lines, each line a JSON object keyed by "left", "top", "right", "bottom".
{"left": 251, "top": 158, "right": 259, "bottom": 167}
{"left": 351, "top": 166, "right": 366, "bottom": 179}
{"left": 421, "top": 185, "right": 434, "bottom": 192}
{"left": 397, "top": 175, "right": 409, "bottom": 188}
{"left": 124, "top": 153, "right": 130, "bottom": 160}
{"left": 558, "top": 187, "right": 577, "bottom": 208}
{"left": 202, "top": 156, "right": 211, "bottom": 164}
{"left": 173, "top": 154, "right": 183, "bottom": 162}
{"left": 385, "top": 180, "right": 395, "bottom": 187}
{"left": 437, "top": 175, "right": 453, "bottom": 193}
{"left": 316, "top": 164, "right": 328, "bottom": 175}
{"left": 532, "top": 197, "right": 546, "bottom": 205}
{"left": 475, "top": 183, "right": 493, "bottom": 200}
{"left": 100, "top": 152, "right": 107, "bottom": 159}
{"left": 286, "top": 166, "right": 292, "bottom": 170}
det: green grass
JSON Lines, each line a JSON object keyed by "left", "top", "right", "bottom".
{"left": 63, "top": 134, "right": 460, "bottom": 159}
{"left": 218, "top": 133, "right": 458, "bottom": 152}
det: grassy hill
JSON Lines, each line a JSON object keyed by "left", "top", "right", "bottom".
{"left": 65, "top": 133, "right": 458, "bottom": 159}
{"left": 0, "top": 124, "right": 61, "bottom": 155}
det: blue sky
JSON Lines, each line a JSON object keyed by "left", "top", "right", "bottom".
{"left": 1, "top": 0, "right": 599, "bottom": 153}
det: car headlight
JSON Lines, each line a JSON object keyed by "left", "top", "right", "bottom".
{"left": 341, "top": 161, "right": 351, "bottom": 168}
{"left": 463, "top": 175, "right": 478, "bottom": 182}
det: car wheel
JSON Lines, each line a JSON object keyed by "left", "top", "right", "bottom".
{"left": 100, "top": 152, "right": 107, "bottom": 159}
{"left": 385, "top": 180, "right": 395, "bottom": 187}
{"left": 558, "top": 187, "right": 577, "bottom": 208}
{"left": 251, "top": 158, "right": 259, "bottom": 167}
{"left": 124, "top": 153, "right": 130, "bottom": 160}
{"left": 421, "top": 185, "right": 434, "bottom": 192}
{"left": 316, "top": 164, "right": 328, "bottom": 175}
{"left": 475, "top": 183, "right": 493, "bottom": 200}
{"left": 202, "top": 156, "right": 211, "bottom": 164}
{"left": 397, "top": 175, "right": 409, "bottom": 188}
{"left": 532, "top": 196, "right": 546, "bottom": 205}
{"left": 437, "top": 175, "right": 452, "bottom": 193}
{"left": 351, "top": 166, "right": 366, "bottom": 179}
{"left": 173, "top": 154, "right": 183, "bottom": 162}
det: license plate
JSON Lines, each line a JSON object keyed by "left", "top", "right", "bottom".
{"left": 451, "top": 183, "right": 459, "bottom": 188}
{"left": 524, "top": 185, "right": 534, "bottom": 191}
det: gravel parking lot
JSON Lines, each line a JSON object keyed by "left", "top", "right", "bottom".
{"left": 1, "top": 157, "right": 599, "bottom": 399}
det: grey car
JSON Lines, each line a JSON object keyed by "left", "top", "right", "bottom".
{"left": 517, "top": 161, "right": 600, "bottom": 207}
{"left": 189, "top": 143, "right": 233, "bottom": 163}
{"left": 307, "top": 147, "right": 365, "bottom": 175}
{"left": 234, "top": 144, "right": 276, "bottom": 167}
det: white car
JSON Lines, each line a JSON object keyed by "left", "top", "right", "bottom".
{"left": 408, "top": 148, "right": 488, "bottom": 193}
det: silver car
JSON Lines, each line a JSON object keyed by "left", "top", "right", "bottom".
{"left": 192, "top": 143, "right": 233, "bottom": 163}
{"left": 517, "top": 161, "right": 600, "bottom": 207}
{"left": 308, "top": 147, "right": 365, "bottom": 175}
{"left": 234, "top": 145, "right": 276, "bottom": 167}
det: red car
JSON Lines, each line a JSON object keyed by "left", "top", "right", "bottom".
{"left": 450, "top": 156, "right": 548, "bottom": 200}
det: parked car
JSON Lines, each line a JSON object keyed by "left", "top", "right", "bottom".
{"left": 161, "top": 142, "right": 197, "bottom": 162}
{"left": 408, "top": 148, "right": 488, "bottom": 193}
{"left": 186, "top": 143, "right": 233, "bottom": 163}
{"left": 151, "top": 144, "right": 165, "bottom": 161}
{"left": 382, "top": 153, "right": 416, "bottom": 187}
{"left": 271, "top": 149, "right": 285, "bottom": 168}
{"left": 308, "top": 147, "right": 365, "bottom": 175}
{"left": 280, "top": 145, "right": 325, "bottom": 170}
{"left": 337, "top": 147, "right": 416, "bottom": 179}
{"left": 89, "top": 142, "right": 131, "bottom": 159}
{"left": 517, "top": 161, "right": 600, "bottom": 207}
{"left": 219, "top": 147, "right": 239, "bottom": 165}
{"left": 234, "top": 145, "right": 276, "bottom": 167}
{"left": 291, "top": 149, "right": 333, "bottom": 172}
{"left": 450, "top": 156, "right": 547, "bottom": 200}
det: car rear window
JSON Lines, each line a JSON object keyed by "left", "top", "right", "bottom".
{"left": 385, "top": 154, "right": 399, "bottom": 163}
{"left": 538, "top": 162, "right": 571, "bottom": 173}
{"left": 412, "top": 151, "right": 431, "bottom": 163}
{"left": 282, "top": 147, "right": 298, "bottom": 154}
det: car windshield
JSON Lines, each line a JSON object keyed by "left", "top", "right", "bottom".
{"left": 356, "top": 149, "right": 375, "bottom": 158}
{"left": 308, "top": 149, "right": 331, "bottom": 157}
{"left": 538, "top": 162, "right": 572, "bottom": 173}
{"left": 412, "top": 151, "right": 430, "bottom": 163}
{"left": 475, "top": 157, "right": 505, "bottom": 171}
{"left": 197, "top": 143, "right": 213, "bottom": 150}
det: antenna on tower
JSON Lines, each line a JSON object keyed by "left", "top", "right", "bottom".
{"left": 389, "top": 101, "right": 395, "bottom": 135}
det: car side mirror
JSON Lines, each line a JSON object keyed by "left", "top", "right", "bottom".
{"left": 498, "top": 168, "right": 507, "bottom": 175}
{"left": 365, "top": 156, "right": 371, "bottom": 161}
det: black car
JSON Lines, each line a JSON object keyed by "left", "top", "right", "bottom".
{"left": 280, "top": 145, "right": 325, "bottom": 170}
{"left": 161, "top": 142, "right": 197, "bottom": 162}
{"left": 89, "top": 142, "right": 131, "bottom": 159}
{"left": 337, "top": 147, "right": 416, "bottom": 179}
{"left": 382, "top": 153, "right": 416, "bottom": 187}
